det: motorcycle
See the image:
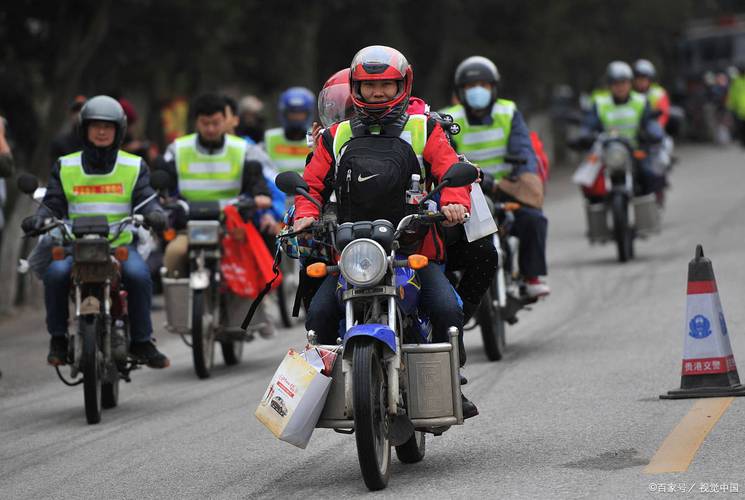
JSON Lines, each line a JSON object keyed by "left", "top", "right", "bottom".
{"left": 571, "top": 132, "right": 661, "bottom": 262}
{"left": 274, "top": 162, "right": 477, "bottom": 491}
{"left": 17, "top": 173, "right": 156, "bottom": 424}
{"left": 151, "top": 171, "right": 274, "bottom": 379}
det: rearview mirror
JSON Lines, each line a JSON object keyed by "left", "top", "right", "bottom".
{"left": 276, "top": 171, "right": 309, "bottom": 195}
{"left": 440, "top": 162, "right": 478, "bottom": 188}
{"left": 17, "top": 173, "right": 39, "bottom": 195}
{"left": 150, "top": 169, "right": 175, "bottom": 191}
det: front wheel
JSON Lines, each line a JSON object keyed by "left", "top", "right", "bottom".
{"left": 191, "top": 290, "right": 215, "bottom": 379}
{"left": 81, "top": 316, "right": 102, "bottom": 424}
{"left": 611, "top": 193, "right": 633, "bottom": 263}
{"left": 478, "top": 285, "right": 506, "bottom": 362}
{"left": 395, "top": 431, "right": 426, "bottom": 463}
{"left": 352, "top": 340, "right": 391, "bottom": 491}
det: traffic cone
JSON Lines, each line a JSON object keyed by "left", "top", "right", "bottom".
{"left": 661, "top": 245, "right": 745, "bottom": 399}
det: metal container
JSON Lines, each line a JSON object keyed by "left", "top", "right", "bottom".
{"left": 633, "top": 193, "right": 661, "bottom": 237}
{"left": 317, "top": 347, "right": 351, "bottom": 428}
{"left": 223, "top": 292, "right": 252, "bottom": 329}
{"left": 161, "top": 270, "right": 190, "bottom": 332}
{"left": 585, "top": 202, "right": 610, "bottom": 243}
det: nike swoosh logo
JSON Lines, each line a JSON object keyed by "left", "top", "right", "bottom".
{"left": 358, "top": 173, "right": 381, "bottom": 182}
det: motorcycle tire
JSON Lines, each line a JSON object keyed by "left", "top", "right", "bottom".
{"left": 611, "top": 193, "right": 633, "bottom": 263}
{"left": 81, "top": 316, "right": 102, "bottom": 424}
{"left": 478, "top": 287, "right": 506, "bottom": 362}
{"left": 352, "top": 339, "right": 391, "bottom": 491}
{"left": 395, "top": 431, "right": 426, "bottom": 464}
{"left": 191, "top": 290, "right": 214, "bottom": 379}
{"left": 221, "top": 339, "right": 244, "bottom": 366}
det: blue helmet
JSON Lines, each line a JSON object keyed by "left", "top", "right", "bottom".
{"left": 278, "top": 87, "right": 315, "bottom": 134}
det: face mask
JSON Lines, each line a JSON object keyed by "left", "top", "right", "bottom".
{"left": 464, "top": 86, "right": 492, "bottom": 110}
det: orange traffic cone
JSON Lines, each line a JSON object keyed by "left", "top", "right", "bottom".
{"left": 661, "top": 245, "right": 745, "bottom": 399}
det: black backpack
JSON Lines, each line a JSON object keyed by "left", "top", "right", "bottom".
{"left": 335, "top": 133, "right": 421, "bottom": 225}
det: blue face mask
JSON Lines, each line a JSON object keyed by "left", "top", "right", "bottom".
{"left": 464, "top": 86, "right": 492, "bottom": 110}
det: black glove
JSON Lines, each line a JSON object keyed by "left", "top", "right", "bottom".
{"left": 21, "top": 215, "right": 45, "bottom": 235}
{"left": 144, "top": 211, "right": 167, "bottom": 232}
{"left": 168, "top": 202, "right": 188, "bottom": 230}
{"left": 481, "top": 171, "right": 496, "bottom": 196}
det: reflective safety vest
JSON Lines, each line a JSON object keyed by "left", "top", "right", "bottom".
{"left": 441, "top": 100, "right": 515, "bottom": 179}
{"left": 174, "top": 133, "right": 246, "bottom": 203}
{"left": 331, "top": 114, "right": 428, "bottom": 169}
{"left": 594, "top": 91, "right": 647, "bottom": 143}
{"left": 264, "top": 127, "right": 311, "bottom": 173}
{"left": 59, "top": 150, "right": 141, "bottom": 247}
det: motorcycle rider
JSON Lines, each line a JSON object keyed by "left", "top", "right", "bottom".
{"left": 580, "top": 61, "right": 665, "bottom": 198}
{"left": 157, "top": 93, "right": 274, "bottom": 278}
{"left": 293, "top": 45, "right": 478, "bottom": 418}
{"left": 22, "top": 96, "right": 170, "bottom": 368}
{"left": 632, "top": 59, "right": 670, "bottom": 129}
{"left": 441, "top": 56, "right": 549, "bottom": 298}
{"left": 263, "top": 87, "right": 315, "bottom": 174}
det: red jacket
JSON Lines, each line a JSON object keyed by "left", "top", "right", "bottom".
{"left": 295, "top": 117, "right": 471, "bottom": 261}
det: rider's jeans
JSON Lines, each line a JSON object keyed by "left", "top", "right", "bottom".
{"left": 305, "top": 264, "right": 463, "bottom": 345}
{"left": 43, "top": 246, "right": 154, "bottom": 342}
{"left": 510, "top": 207, "right": 548, "bottom": 278}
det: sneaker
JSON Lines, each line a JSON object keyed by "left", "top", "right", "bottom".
{"left": 459, "top": 373, "right": 468, "bottom": 385}
{"left": 47, "top": 336, "right": 69, "bottom": 366}
{"left": 130, "top": 340, "right": 170, "bottom": 369}
{"left": 462, "top": 394, "right": 479, "bottom": 419}
{"left": 525, "top": 277, "right": 550, "bottom": 298}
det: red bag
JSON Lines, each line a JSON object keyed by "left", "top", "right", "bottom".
{"left": 581, "top": 166, "right": 608, "bottom": 197}
{"left": 220, "top": 205, "right": 282, "bottom": 298}
{"left": 530, "top": 131, "right": 550, "bottom": 183}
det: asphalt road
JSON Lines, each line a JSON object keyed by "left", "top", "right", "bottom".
{"left": 2, "top": 144, "right": 745, "bottom": 499}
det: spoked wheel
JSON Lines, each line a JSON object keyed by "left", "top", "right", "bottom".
{"left": 81, "top": 316, "right": 102, "bottom": 424}
{"left": 478, "top": 285, "right": 506, "bottom": 361}
{"left": 611, "top": 193, "right": 634, "bottom": 263}
{"left": 395, "top": 430, "right": 426, "bottom": 463}
{"left": 352, "top": 340, "right": 391, "bottom": 491}
{"left": 221, "top": 338, "right": 244, "bottom": 366}
{"left": 191, "top": 290, "right": 215, "bottom": 379}
{"left": 102, "top": 376, "right": 119, "bottom": 409}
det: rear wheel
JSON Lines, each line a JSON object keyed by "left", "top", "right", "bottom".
{"left": 478, "top": 285, "right": 506, "bottom": 361}
{"left": 611, "top": 193, "right": 633, "bottom": 263}
{"left": 352, "top": 340, "right": 391, "bottom": 491}
{"left": 395, "top": 431, "right": 426, "bottom": 463}
{"left": 81, "top": 316, "right": 102, "bottom": 424}
{"left": 191, "top": 290, "right": 215, "bottom": 379}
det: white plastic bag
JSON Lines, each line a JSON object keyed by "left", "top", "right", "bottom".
{"left": 463, "top": 182, "right": 498, "bottom": 242}
{"left": 572, "top": 142, "right": 603, "bottom": 187}
{"left": 255, "top": 349, "right": 332, "bottom": 449}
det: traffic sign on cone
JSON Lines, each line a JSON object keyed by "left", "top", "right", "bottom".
{"left": 661, "top": 245, "right": 745, "bottom": 399}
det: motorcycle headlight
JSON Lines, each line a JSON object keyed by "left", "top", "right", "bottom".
{"left": 187, "top": 221, "right": 220, "bottom": 246}
{"left": 603, "top": 143, "right": 629, "bottom": 171}
{"left": 339, "top": 239, "right": 387, "bottom": 287}
{"left": 73, "top": 239, "right": 110, "bottom": 263}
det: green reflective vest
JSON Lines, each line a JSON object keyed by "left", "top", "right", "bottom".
{"left": 726, "top": 76, "right": 745, "bottom": 119}
{"left": 594, "top": 91, "right": 647, "bottom": 143}
{"left": 440, "top": 100, "right": 515, "bottom": 179}
{"left": 174, "top": 133, "right": 246, "bottom": 203}
{"left": 646, "top": 84, "right": 666, "bottom": 109}
{"left": 264, "top": 127, "right": 311, "bottom": 173}
{"left": 59, "top": 150, "right": 141, "bottom": 247}
{"left": 332, "top": 114, "right": 428, "bottom": 170}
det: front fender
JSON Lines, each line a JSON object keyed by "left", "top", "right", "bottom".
{"left": 342, "top": 324, "right": 397, "bottom": 358}
{"left": 190, "top": 269, "right": 210, "bottom": 290}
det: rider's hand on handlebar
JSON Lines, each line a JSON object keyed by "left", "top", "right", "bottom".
{"left": 441, "top": 203, "right": 467, "bottom": 227}
{"left": 144, "top": 211, "right": 168, "bottom": 232}
{"left": 254, "top": 195, "right": 272, "bottom": 209}
{"left": 21, "top": 215, "right": 45, "bottom": 235}
{"left": 293, "top": 217, "right": 316, "bottom": 233}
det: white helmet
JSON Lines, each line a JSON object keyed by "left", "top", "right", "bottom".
{"left": 606, "top": 61, "right": 633, "bottom": 83}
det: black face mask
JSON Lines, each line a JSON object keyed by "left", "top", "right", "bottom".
{"left": 82, "top": 143, "right": 118, "bottom": 171}
{"left": 197, "top": 134, "right": 225, "bottom": 151}
{"left": 284, "top": 124, "right": 307, "bottom": 141}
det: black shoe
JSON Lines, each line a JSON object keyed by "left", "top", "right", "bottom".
{"left": 459, "top": 373, "right": 468, "bottom": 385}
{"left": 130, "top": 340, "right": 170, "bottom": 369}
{"left": 462, "top": 394, "right": 479, "bottom": 420}
{"left": 47, "top": 336, "right": 69, "bottom": 366}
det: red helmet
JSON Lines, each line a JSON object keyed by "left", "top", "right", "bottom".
{"left": 349, "top": 45, "right": 413, "bottom": 121}
{"left": 318, "top": 69, "right": 353, "bottom": 127}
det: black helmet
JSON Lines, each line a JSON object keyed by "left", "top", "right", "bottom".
{"left": 633, "top": 59, "right": 656, "bottom": 79}
{"left": 606, "top": 61, "right": 633, "bottom": 83}
{"left": 78, "top": 95, "right": 127, "bottom": 148}
{"left": 454, "top": 56, "right": 500, "bottom": 109}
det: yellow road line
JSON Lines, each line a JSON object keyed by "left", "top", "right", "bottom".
{"left": 644, "top": 397, "right": 734, "bottom": 474}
